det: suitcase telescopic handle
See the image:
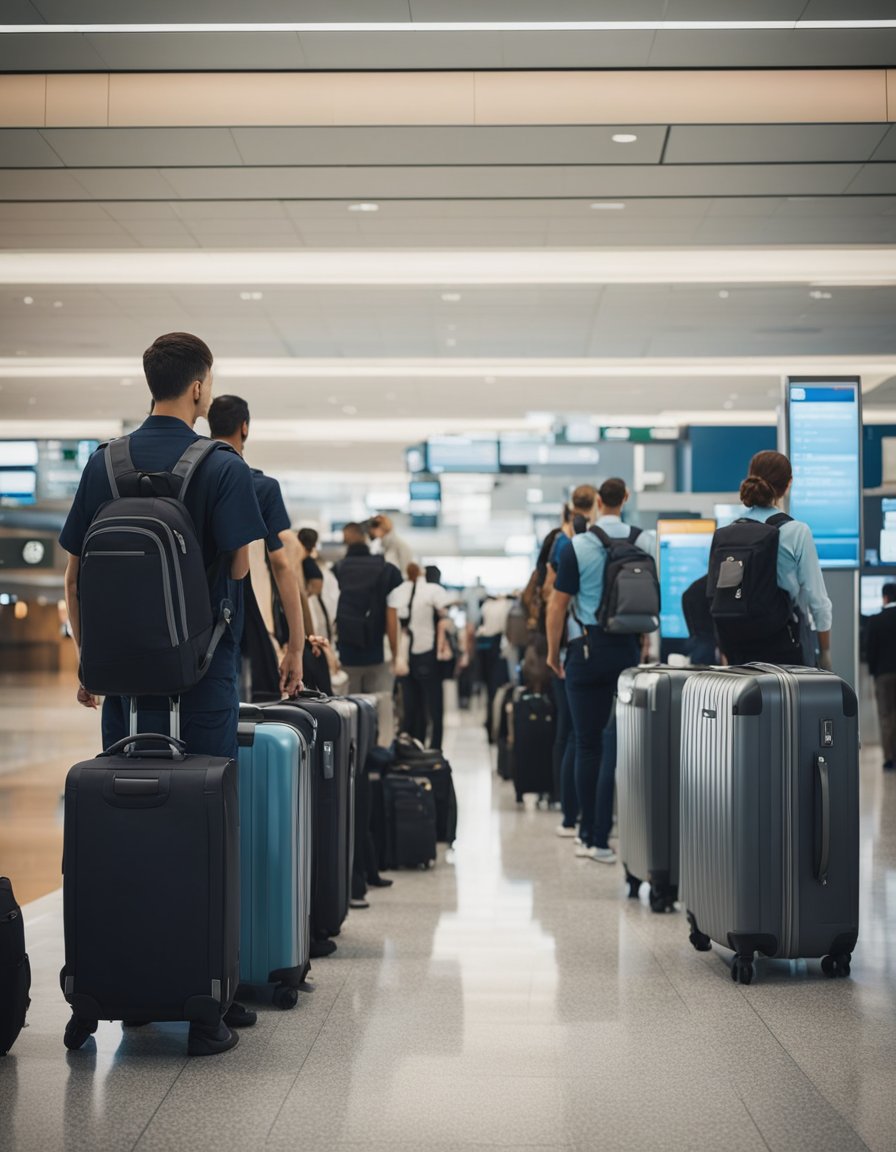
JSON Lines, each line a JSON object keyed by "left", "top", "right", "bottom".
{"left": 814, "top": 754, "right": 831, "bottom": 886}
{"left": 101, "top": 733, "right": 187, "bottom": 761}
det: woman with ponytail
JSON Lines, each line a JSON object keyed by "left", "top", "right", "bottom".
{"left": 720, "top": 449, "right": 832, "bottom": 667}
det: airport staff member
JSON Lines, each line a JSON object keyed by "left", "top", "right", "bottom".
{"left": 866, "top": 581, "right": 896, "bottom": 772}
{"left": 546, "top": 477, "right": 655, "bottom": 865}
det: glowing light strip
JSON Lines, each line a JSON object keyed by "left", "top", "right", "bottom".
{"left": 2, "top": 249, "right": 896, "bottom": 286}
{"left": 2, "top": 21, "right": 896, "bottom": 33}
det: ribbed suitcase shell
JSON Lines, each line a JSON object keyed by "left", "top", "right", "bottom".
{"left": 237, "top": 720, "right": 311, "bottom": 1004}
{"left": 511, "top": 692, "right": 555, "bottom": 799}
{"left": 616, "top": 665, "right": 701, "bottom": 908}
{"left": 62, "top": 750, "right": 239, "bottom": 1025}
{"left": 679, "top": 665, "right": 859, "bottom": 973}
{"left": 262, "top": 695, "right": 356, "bottom": 938}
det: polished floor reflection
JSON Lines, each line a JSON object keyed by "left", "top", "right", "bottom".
{"left": 1, "top": 674, "right": 896, "bottom": 1151}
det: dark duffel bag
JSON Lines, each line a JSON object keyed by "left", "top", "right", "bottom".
{"left": 386, "top": 757, "right": 457, "bottom": 845}
{"left": 0, "top": 877, "right": 30, "bottom": 1056}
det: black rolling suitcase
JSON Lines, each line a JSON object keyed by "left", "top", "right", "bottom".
{"left": 511, "top": 692, "right": 555, "bottom": 801}
{"left": 263, "top": 692, "right": 356, "bottom": 939}
{"left": 61, "top": 699, "right": 239, "bottom": 1049}
{"left": 680, "top": 664, "right": 859, "bottom": 984}
{"left": 349, "top": 695, "right": 379, "bottom": 898}
{"left": 616, "top": 664, "right": 703, "bottom": 912}
{"left": 387, "top": 738, "right": 458, "bottom": 845}
{"left": 382, "top": 776, "right": 438, "bottom": 869}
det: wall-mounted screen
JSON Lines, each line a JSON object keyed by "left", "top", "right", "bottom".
{"left": 0, "top": 470, "right": 37, "bottom": 505}
{"left": 713, "top": 503, "right": 742, "bottom": 528}
{"left": 656, "top": 518, "right": 716, "bottom": 640}
{"left": 499, "top": 436, "right": 600, "bottom": 469}
{"left": 427, "top": 437, "right": 499, "bottom": 474}
{"left": 409, "top": 479, "right": 441, "bottom": 502}
{"left": 405, "top": 444, "right": 428, "bottom": 474}
{"left": 860, "top": 574, "right": 896, "bottom": 618}
{"left": 786, "top": 379, "right": 861, "bottom": 569}
{"left": 0, "top": 441, "right": 39, "bottom": 468}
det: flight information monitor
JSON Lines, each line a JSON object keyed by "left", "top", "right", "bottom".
{"left": 427, "top": 437, "right": 499, "bottom": 474}
{"left": 786, "top": 379, "right": 861, "bottom": 569}
{"left": 656, "top": 518, "right": 716, "bottom": 640}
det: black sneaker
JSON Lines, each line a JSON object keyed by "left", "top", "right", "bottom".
{"left": 367, "top": 876, "right": 394, "bottom": 888}
{"left": 885, "top": 760, "right": 895, "bottom": 772}
{"left": 310, "top": 938, "right": 337, "bottom": 958}
{"left": 187, "top": 1020, "right": 239, "bottom": 1057}
{"left": 223, "top": 1001, "right": 257, "bottom": 1028}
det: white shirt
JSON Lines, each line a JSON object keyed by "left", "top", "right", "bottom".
{"left": 478, "top": 596, "right": 512, "bottom": 638}
{"left": 388, "top": 578, "right": 451, "bottom": 654}
{"left": 380, "top": 530, "right": 415, "bottom": 580}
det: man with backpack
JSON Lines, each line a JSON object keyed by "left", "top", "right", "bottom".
{"left": 546, "top": 478, "right": 658, "bottom": 864}
{"left": 333, "top": 522, "right": 403, "bottom": 743}
{"left": 60, "top": 332, "right": 267, "bottom": 1056}
{"left": 207, "top": 393, "right": 305, "bottom": 698}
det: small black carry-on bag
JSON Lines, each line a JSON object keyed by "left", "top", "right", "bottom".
{"left": 0, "top": 877, "right": 30, "bottom": 1056}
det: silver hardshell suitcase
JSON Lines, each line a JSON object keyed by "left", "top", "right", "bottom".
{"left": 616, "top": 665, "right": 704, "bottom": 912}
{"left": 679, "top": 664, "right": 859, "bottom": 984}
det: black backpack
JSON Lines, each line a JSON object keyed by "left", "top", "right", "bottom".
{"left": 590, "top": 526, "right": 660, "bottom": 634}
{"left": 77, "top": 436, "right": 235, "bottom": 697}
{"left": 0, "top": 877, "right": 30, "bottom": 1057}
{"left": 335, "top": 554, "right": 386, "bottom": 650}
{"left": 707, "top": 513, "right": 793, "bottom": 642}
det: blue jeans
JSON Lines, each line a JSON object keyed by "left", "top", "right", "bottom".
{"left": 552, "top": 671, "right": 578, "bottom": 828}
{"left": 565, "top": 632, "right": 638, "bottom": 848}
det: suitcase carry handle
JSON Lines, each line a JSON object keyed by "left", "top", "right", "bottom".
{"left": 289, "top": 687, "right": 329, "bottom": 701}
{"left": 814, "top": 754, "right": 831, "bottom": 886}
{"left": 101, "top": 733, "right": 187, "bottom": 761}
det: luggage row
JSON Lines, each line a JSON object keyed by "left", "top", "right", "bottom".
{"left": 616, "top": 662, "right": 859, "bottom": 984}
{"left": 56, "top": 692, "right": 458, "bottom": 1054}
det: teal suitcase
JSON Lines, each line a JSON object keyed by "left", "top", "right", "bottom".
{"left": 237, "top": 716, "right": 312, "bottom": 1008}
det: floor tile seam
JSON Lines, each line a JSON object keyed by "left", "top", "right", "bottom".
{"left": 740, "top": 1005, "right": 876, "bottom": 1152}
{"left": 128, "top": 1054, "right": 190, "bottom": 1152}
{"left": 262, "top": 966, "right": 355, "bottom": 1145}
{"left": 616, "top": 910, "right": 697, "bottom": 1015}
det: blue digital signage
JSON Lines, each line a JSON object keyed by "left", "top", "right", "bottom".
{"left": 657, "top": 519, "right": 715, "bottom": 640}
{"left": 787, "top": 380, "right": 861, "bottom": 570}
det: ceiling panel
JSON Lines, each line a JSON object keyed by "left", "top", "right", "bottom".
{"left": 1, "top": 1, "right": 44, "bottom": 21}
{"left": 0, "top": 130, "right": 63, "bottom": 169}
{"left": 69, "top": 169, "right": 182, "bottom": 200}
{"left": 410, "top": 1, "right": 667, "bottom": 17}
{"left": 85, "top": 31, "right": 308, "bottom": 71}
{"left": 0, "top": 35, "right": 108, "bottom": 72}
{"left": 41, "top": 128, "right": 245, "bottom": 168}
{"left": 845, "top": 164, "right": 896, "bottom": 195}
{"left": 32, "top": 0, "right": 410, "bottom": 18}
{"left": 665, "top": 124, "right": 890, "bottom": 166}
{"left": 869, "top": 126, "right": 896, "bottom": 163}
{"left": 231, "top": 125, "right": 667, "bottom": 167}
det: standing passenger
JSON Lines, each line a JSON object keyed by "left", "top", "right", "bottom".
{"left": 864, "top": 582, "right": 896, "bottom": 772}
{"left": 389, "top": 562, "right": 452, "bottom": 749}
{"left": 546, "top": 478, "right": 654, "bottom": 863}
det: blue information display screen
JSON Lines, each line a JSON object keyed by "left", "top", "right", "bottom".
{"left": 427, "top": 437, "right": 499, "bottom": 474}
{"left": 787, "top": 380, "right": 861, "bottom": 569}
{"left": 657, "top": 519, "right": 715, "bottom": 640}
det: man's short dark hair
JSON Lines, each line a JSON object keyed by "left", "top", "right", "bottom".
{"left": 143, "top": 332, "right": 213, "bottom": 402}
{"left": 570, "top": 485, "right": 597, "bottom": 513}
{"left": 343, "top": 522, "right": 366, "bottom": 545}
{"left": 298, "top": 527, "right": 318, "bottom": 552}
{"left": 598, "top": 477, "right": 627, "bottom": 509}
{"left": 207, "top": 394, "right": 250, "bottom": 439}
{"left": 883, "top": 583, "right": 896, "bottom": 603}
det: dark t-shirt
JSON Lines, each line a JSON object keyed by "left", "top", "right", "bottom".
{"left": 250, "top": 468, "right": 290, "bottom": 553}
{"left": 333, "top": 544, "right": 403, "bottom": 665}
{"left": 303, "top": 557, "right": 324, "bottom": 583}
{"left": 60, "top": 415, "right": 267, "bottom": 711}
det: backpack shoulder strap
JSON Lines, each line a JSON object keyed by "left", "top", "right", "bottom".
{"left": 172, "top": 438, "right": 235, "bottom": 502}
{"left": 628, "top": 525, "right": 642, "bottom": 543}
{"left": 104, "top": 436, "right": 136, "bottom": 499}
{"left": 766, "top": 512, "right": 793, "bottom": 529}
{"left": 589, "top": 525, "right": 612, "bottom": 549}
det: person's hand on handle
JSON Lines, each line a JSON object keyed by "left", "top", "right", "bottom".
{"left": 279, "top": 646, "right": 305, "bottom": 696}
{"left": 818, "top": 647, "right": 833, "bottom": 673}
{"left": 76, "top": 684, "right": 99, "bottom": 710}
{"left": 547, "top": 649, "right": 565, "bottom": 679}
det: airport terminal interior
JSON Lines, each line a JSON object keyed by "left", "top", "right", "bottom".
{"left": 3, "top": 4, "right": 896, "bottom": 1150}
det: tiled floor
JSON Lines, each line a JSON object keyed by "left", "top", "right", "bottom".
{"left": 2, "top": 674, "right": 896, "bottom": 1151}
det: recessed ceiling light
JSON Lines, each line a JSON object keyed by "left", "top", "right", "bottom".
{"left": 327, "top": 395, "right": 340, "bottom": 405}
{"left": 239, "top": 290, "right": 263, "bottom": 300}
{"left": 809, "top": 289, "right": 832, "bottom": 300}
{"left": 723, "top": 400, "right": 734, "bottom": 410}
{"left": 27, "top": 397, "right": 37, "bottom": 405}
{"left": 590, "top": 202, "right": 626, "bottom": 210}
{"left": 348, "top": 202, "right": 379, "bottom": 213}
{"left": 445, "top": 337, "right": 457, "bottom": 347}
{"left": 120, "top": 377, "right": 134, "bottom": 387}
{"left": 342, "top": 404, "right": 358, "bottom": 415}
{"left": 441, "top": 292, "right": 462, "bottom": 302}
{"left": 53, "top": 300, "right": 63, "bottom": 308}
{"left": 22, "top": 296, "right": 33, "bottom": 305}
{"left": 484, "top": 376, "right": 496, "bottom": 385}
{"left": 611, "top": 133, "right": 638, "bottom": 144}
{"left": 718, "top": 290, "right": 730, "bottom": 299}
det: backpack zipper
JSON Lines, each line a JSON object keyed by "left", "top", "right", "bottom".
{"left": 84, "top": 525, "right": 178, "bottom": 646}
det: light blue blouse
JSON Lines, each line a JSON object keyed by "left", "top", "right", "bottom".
{"left": 736, "top": 505, "right": 833, "bottom": 631}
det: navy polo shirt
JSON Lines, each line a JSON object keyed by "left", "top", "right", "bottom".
{"left": 60, "top": 415, "right": 267, "bottom": 710}
{"left": 250, "top": 468, "right": 290, "bottom": 553}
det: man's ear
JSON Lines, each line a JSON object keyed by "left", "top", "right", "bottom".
{"left": 242, "top": 420, "right": 249, "bottom": 442}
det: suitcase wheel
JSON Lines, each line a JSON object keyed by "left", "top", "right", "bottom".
{"left": 272, "top": 985, "right": 300, "bottom": 1010}
{"left": 731, "top": 955, "right": 754, "bottom": 985}
{"left": 624, "top": 870, "right": 642, "bottom": 900}
{"left": 821, "top": 953, "right": 851, "bottom": 979}
{"left": 648, "top": 884, "right": 676, "bottom": 914}
{"left": 686, "top": 911, "right": 712, "bottom": 953}
{"left": 63, "top": 1014, "right": 98, "bottom": 1051}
